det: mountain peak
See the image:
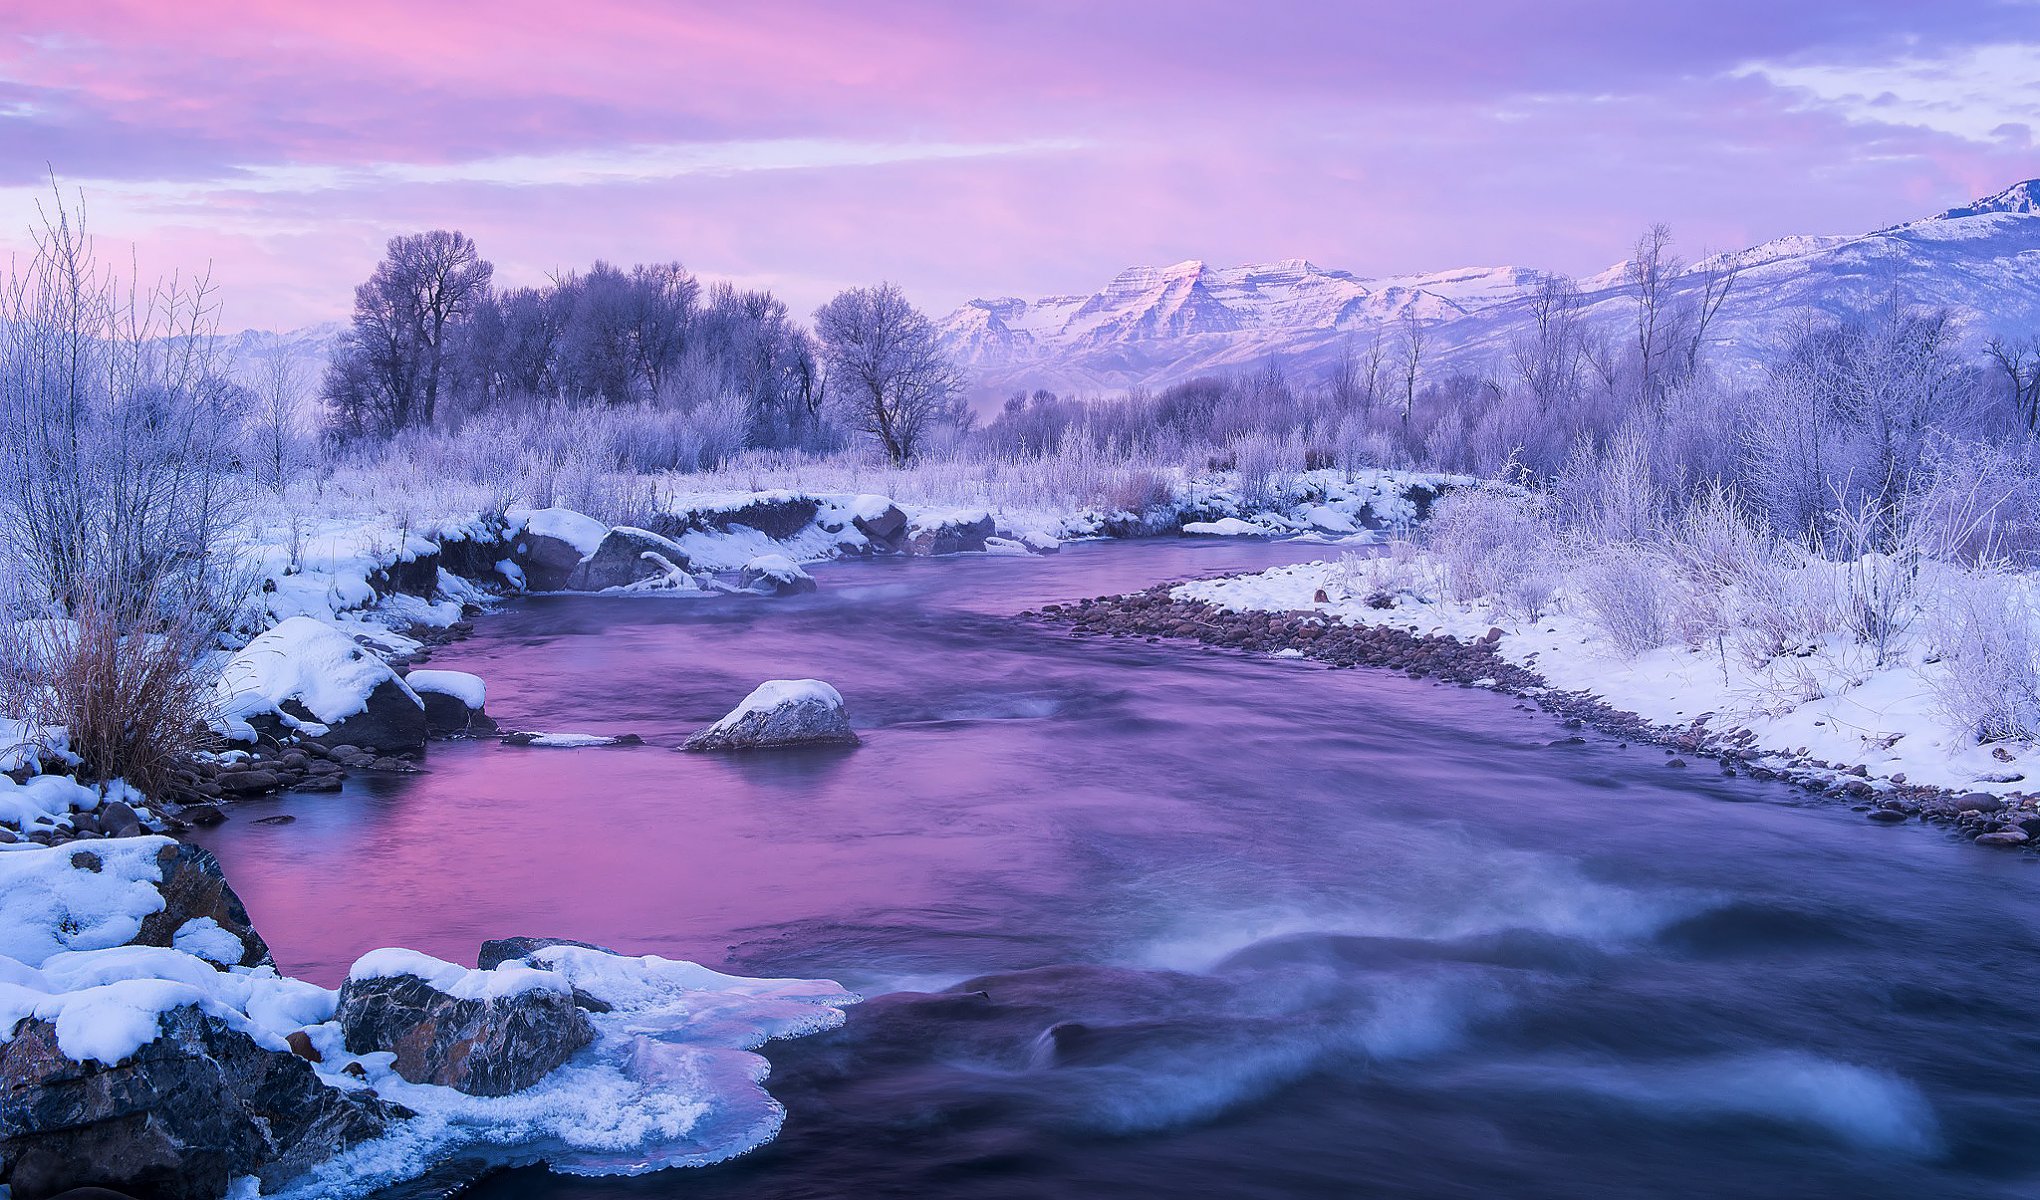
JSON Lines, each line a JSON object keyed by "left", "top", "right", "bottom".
{"left": 1932, "top": 179, "right": 2040, "bottom": 221}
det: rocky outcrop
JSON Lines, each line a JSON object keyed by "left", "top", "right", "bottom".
{"left": 683, "top": 680, "right": 860, "bottom": 752}
{"left": 564, "top": 527, "right": 693, "bottom": 591}
{"left": 131, "top": 842, "right": 271, "bottom": 968}
{"left": 738, "top": 554, "right": 817, "bottom": 596}
{"left": 0, "top": 1006, "right": 399, "bottom": 1200}
{"left": 336, "top": 960, "right": 593, "bottom": 1096}
{"left": 218, "top": 618, "right": 427, "bottom": 756}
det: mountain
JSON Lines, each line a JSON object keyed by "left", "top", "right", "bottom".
{"left": 939, "top": 181, "right": 2040, "bottom": 397}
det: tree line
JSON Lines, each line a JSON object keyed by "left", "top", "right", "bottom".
{"left": 321, "top": 231, "right": 967, "bottom": 464}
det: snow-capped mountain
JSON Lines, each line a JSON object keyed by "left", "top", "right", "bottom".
{"left": 941, "top": 181, "right": 2040, "bottom": 396}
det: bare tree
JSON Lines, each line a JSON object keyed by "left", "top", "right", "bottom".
{"left": 1685, "top": 249, "right": 1742, "bottom": 374}
{"left": 1511, "top": 273, "right": 1586, "bottom": 409}
{"left": 1626, "top": 223, "right": 1682, "bottom": 407}
{"left": 813, "top": 282, "right": 963, "bottom": 465}
{"left": 1397, "top": 307, "right": 1428, "bottom": 424}
{"left": 252, "top": 341, "right": 310, "bottom": 492}
{"left": 0, "top": 186, "right": 254, "bottom": 789}
{"left": 325, "top": 230, "right": 492, "bottom": 433}
{"left": 1986, "top": 335, "right": 2040, "bottom": 432}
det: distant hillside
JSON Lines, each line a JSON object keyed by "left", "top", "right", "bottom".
{"left": 939, "top": 181, "right": 2040, "bottom": 397}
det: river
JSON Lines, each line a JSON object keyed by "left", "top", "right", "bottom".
{"left": 190, "top": 539, "right": 2040, "bottom": 1199}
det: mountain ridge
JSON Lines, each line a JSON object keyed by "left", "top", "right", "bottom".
{"left": 940, "top": 181, "right": 2040, "bottom": 397}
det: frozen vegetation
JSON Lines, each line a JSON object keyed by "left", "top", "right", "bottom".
{"left": 3, "top": 174, "right": 2040, "bottom": 1195}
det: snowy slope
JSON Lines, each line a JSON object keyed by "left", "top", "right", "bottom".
{"left": 941, "top": 181, "right": 2040, "bottom": 396}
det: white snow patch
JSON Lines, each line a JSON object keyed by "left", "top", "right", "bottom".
{"left": 405, "top": 670, "right": 486, "bottom": 709}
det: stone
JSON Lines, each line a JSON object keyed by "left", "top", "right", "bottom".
{"left": 904, "top": 511, "right": 994, "bottom": 556}
{"left": 851, "top": 502, "right": 909, "bottom": 549}
{"left": 476, "top": 935, "right": 617, "bottom": 971}
{"left": 1976, "top": 829, "right": 2030, "bottom": 847}
{"left": 1866, "top": 809, "right": 1908, "bottom": 823}
{"left": 336, "top": 968, "right": 593, "bottom": 1097}
{"left": 179, "top": 804, "right": 226, "bottom": 827}
{"left": 97, "top": 801, "right": 143, "bottom": 839}
{"left": 0, "top": 1007, "right": 397, "bottom": 1200}
{"left": 512, "top": 528, "right": 599, "bottom": 592}
{"left": 738, "top": 554, "right": 817, "bottom": 596}
{"left": 683, "top": 679, "right": 860, "bottom": 752}
{"left": 132, "top": 842, "right": 271, "bottom": 968}
{"left": 216, "top": 769, "right": 280, "bottom": 795}
{"left": 564, "top": 527, "right": 692, "bottom": 591}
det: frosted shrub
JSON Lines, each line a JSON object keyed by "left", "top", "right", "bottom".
{"left": 1229, "top": 429, "right": 1301, "bottom": 507}
{"left": 1425, "top": 489, "right": 1559, "bottom": 620}
{"left": 1574, "top": 542, "right": 1675, "bottom": 657}
{"left": 1927, "top": 571, "right": 2040, "bottom": 744}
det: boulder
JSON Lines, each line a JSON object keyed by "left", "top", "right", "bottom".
{"left": 216, "top": 618, "right": 427, "bottom": 755}
{"left": 477, "top": 935, "right": 617, "bottom": 971}
{"left": 336, "top": 951, "right": 593, "bottom": 1096}
{"left": 738, "top": 554, "right": 817, "bottom": 596}
{"left": 405, "top": 670, "right": 488, "bottom": 737}
{"left": 0, "top": 1006, "right": 398, "bottom": 1200}
{"left": 904, "top": 510, "right": 994, "bottom": 556}
{"left": 565, "top": 527, "right": 694, "bottom": 592}
{"left": 511, "top": 508, "right": 609, "bottom": 592}
{"left": 850, "top": 499, "right": 909, "bottom": 549}
{"left": 683, "top": 679, "right": 860, "bottom": 752}
{"left": 132, "top": 842, "right": 271, "bottom": 968}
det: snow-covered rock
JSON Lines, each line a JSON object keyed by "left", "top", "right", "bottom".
{"left": 905, "top": 509, "right": 994, "bottom": 555}
{"left": 509, "top": 507, "right": 609, "bottom": 591}
{"left": 566, "top": 526, "right": 695, "bottom": 592}
{"left": 337, "top": 950, "right": 593, "bottom": 1096}
{"left": 738, "top": 553, "right": 816, "bottom": 596}
{"left": 683, "top": 680, "right": 860, "bottom": 752}
{"left": 216, "top": 617, "right": 426, "bottom": 753}
{"left": 1182, "top": 517, "right": 1269, "bottom": 537}
{"left": 405, "top": 669, "right": 490, "bottom": 737}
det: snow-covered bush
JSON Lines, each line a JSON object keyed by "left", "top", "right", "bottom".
{"left": 1426, "top": 489, "right": 1559, "bottom": 621}
{"left": 1574, "top": 542, "right": 1676, "bottom": 657}
{"left": 1927, "top": 571, "right": 2040, "bottom": 744}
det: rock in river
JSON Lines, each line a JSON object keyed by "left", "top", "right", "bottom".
{"left": 335, "top": 949, "right": 593, "bottom": 1096}
{"left": 683, "top": 679, "right": 860, "bottom": 752}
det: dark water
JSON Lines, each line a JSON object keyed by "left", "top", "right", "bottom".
{"left": 192, "top": 540, "right": 2040, "bottom": 1199}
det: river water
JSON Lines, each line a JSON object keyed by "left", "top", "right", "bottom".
{"left": 191, "top": 540, "right": 2040, "bottom": 1199}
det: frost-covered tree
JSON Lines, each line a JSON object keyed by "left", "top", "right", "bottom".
{"left": 324, "top": 230, "right": 493, "bottom": 434}
{"left": 813, "top": 282, "right": 962, "bottom": 465}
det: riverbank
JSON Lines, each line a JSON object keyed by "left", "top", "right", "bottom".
{"left": 1031, "top": 578, "right": 2040, "bottom": 850}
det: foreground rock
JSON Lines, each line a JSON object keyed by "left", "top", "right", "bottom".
{"left": 336, "top": 950, "right": 594, "bottom": 1096}
{"left": 216, "top": 616, "right": 427, "bottom": 755}
{"left": 0, "top": 1007, "right": 400, "bottom": 1200}
{"left": 683, "top": 680, "right": 860, "bottom": 751}
{"left": 738, "top": 553, "right": 817, "bottom": 596}
{"left": 132, "top": 842, "right": 271, "bottom": 968}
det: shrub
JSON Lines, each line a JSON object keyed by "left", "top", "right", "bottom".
{"left": 1927, "top": 571, "right": 2040, "bottom": 743}
{"left": 1426, "top": 488, "right": 1560, "bottom": 621}
{"left": 1575, "top": 541, "right": 1676, "bottom": 656}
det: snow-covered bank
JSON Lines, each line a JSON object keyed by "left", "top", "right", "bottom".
{"left": 0, "top": 834, "right": 855, "bottom": 1198}
{"left": 1171, "top": 550, "right": 2040, "bottom": 805}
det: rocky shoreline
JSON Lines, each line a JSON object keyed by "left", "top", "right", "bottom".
{"left": 1025, "top": 584, "right": 2040, "bottom": 851}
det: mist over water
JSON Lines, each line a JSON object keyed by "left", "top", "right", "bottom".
{"left": 192, "top": 541, "right": 2040, "bottom": 1199}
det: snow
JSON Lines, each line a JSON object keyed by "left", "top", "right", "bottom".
{"left": 216, "top": 615, "right": 420, "bottom": 735}
{"left": 742, "top": 553, "right": 803, "bottom": 577}
{"left": 0, "top": 835, "right": 181, "bottom": 966}
{"left": 348, "top": 948, "right": 570, "bottom": 1002}
{"left": 1176, "top": 552, "right": 2040, "bottom": 797}
{"left": 515, "top": 507, "right": 608, "bottom": 558}
{"left": 0, "top": 773, "right": 108, "bottom": 835}
{"left": 1183, "top": 517, "right": 1269, "bottom": 537}
{"left": 520, "top": 732, "right": 628, "bottom": 748}
{"left": 405, "top": 669, "right": 486, "bottom": 709}
{"left": 173, "top": 917, "right": 249, "bottom": 966}
{"left": 710, "top": 680, "right": 844, "bottom": 729}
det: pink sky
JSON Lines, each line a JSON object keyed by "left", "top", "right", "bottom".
{"left": 2, "top": 1, "right": 2035, "bottom": 330}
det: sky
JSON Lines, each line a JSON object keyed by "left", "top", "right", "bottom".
{"left": 1, "top": 1, "right": 2036, "bottom": 332}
